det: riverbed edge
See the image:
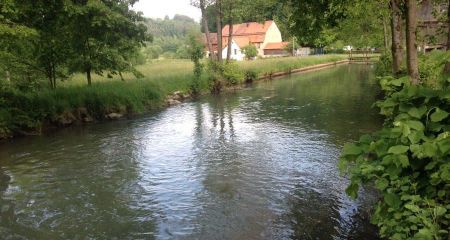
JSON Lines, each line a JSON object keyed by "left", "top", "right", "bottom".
{"left": 1, "top": 59, "right": 358, "bottom": 142}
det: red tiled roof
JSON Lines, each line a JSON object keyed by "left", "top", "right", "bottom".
{"left": 204, "top": 20, "right": 276, "bottom": 52}
{"left": 264, "top": 42, "right": 290, "bottom": 50}
{"left": 222, "top": 20, "right": 273, "bottom": 36}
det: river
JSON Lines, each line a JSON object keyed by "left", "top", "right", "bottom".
{"left": 0, "top": 64, "right": 383, "bottom": 239}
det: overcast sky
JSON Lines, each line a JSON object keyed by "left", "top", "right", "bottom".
{"left": 132, "top": 0, "right": 201, "bottom": 21}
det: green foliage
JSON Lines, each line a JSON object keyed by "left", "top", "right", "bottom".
{"left": 222, "top": 62, "right": 244, "bottom": 85}
{"left": 187, "top": 33, "right": 205, "bottom": 95}
{"left": 375, "top": 54, "right": 394, "bottom": 77}
{"left": 242, "top": 45, "right": 258, "bottom": 60}
{"left": 244, "top": 69, "right": 258, "bottom": 83}
{"left": 143, "top": 15, "right": 201, "bottom": 60}
{"left": 0, "top": 0, "right": 148, "bottom": 88}
{"left": 418, "top": 51, "right": 449, "bottom": 89}
{"left": 340, "top": 74, "right": 450, "bottom": 239}
{"left": 0, "top": 80, "right": 164, "bottom": 138}
{"left": 284, "top": 0, "right": 348, "bottom": 46}
{"left": 66, "top": 0, "right": 148, "bottom": 84}
{"left": 335, "top": 1, "right": 387, "bottom": 49}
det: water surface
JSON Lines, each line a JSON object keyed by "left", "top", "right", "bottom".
{"left": 0, "top": 64, "right": 382, "bottom": 239}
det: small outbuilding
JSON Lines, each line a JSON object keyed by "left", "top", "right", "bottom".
{"left": 263, "top": 42, "right": 290, "bottom": 57}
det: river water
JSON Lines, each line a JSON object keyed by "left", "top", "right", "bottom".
{"left": 0, "top": 64, "right": 383, "bottom": 239}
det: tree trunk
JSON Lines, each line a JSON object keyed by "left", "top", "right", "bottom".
{"left": 215, "top": 0, "right": 223, "bottom": 63}
{"left": 52, "top": 64, "right": 57, "bottom": 89}
{"left": 200, "top": 0, "right": 214, "bottom": 60}
{"left": 391, "top": 0, "right": 404, "bottom": 77}
{"left": 406, "top": 0, "right": 419, "bottom": 85}
{"left": 383, "top": 16, "right": 390, "bottom": 55}
{"left": 119, "top": 71, "right": 124, "bottom": 81}
{"left": 226, "top": 15, "right": 233, "bottom": 62}
{"left": 86, "top": 67, "right": 92, "bottom": 86}
{"left": 5, "top": 71, "right": 10, "bottom": 83}
{"left": 444, "top": 0, "right": 450, "bottom": 73}
{"left": 47, "top": 63, "right": 55, "bottom": 89}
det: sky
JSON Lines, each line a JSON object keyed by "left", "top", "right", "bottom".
{"left": 132, "top": 0, "right": 202, "bottom": 22}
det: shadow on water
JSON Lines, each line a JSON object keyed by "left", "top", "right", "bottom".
{"left": 0, "top": 64, "right": 382, "bottom": 239}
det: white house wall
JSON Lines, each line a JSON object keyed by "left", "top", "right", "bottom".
{"left": 222, "top": 40, "right": 245, "bottom": 61}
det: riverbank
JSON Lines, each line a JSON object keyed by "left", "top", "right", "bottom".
{"left": 0, "top": 55, "right": 349, "bottom": 140}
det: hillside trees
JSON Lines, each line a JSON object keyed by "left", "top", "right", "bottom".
{"left": 144, "top": 14, "right": 201, "bottom": 60}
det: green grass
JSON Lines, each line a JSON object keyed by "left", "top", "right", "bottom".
{"left": 239, "top": 55, "right": 348, "bottom": 74}
{"left": 64, "top": 55, "right": 349, "bottom": 89}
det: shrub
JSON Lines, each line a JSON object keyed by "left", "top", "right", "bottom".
{"left": 222, "top": 62, "right": 244, "bottom": 85}
{"left": 242, "top": 45, "right": 258, "bottom": 60}
{"left": 418, "top": 51, "right": 449, "bottom": 89}
{"left": 340, "top": 75, "right": 450, "bottom": 240}
{"left": 244, "top": 70, "right": 258, "bottom": 83}
{"left": 375, "top": 54, "right": 393, "bottom": 76}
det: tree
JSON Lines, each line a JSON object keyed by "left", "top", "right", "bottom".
{"left": 405, "top": 0, "right": 419, "bottom": 85}
{"left": 335, "top": 1, "right": 387, "bottom": 50}
{"left": 192, "top": 0, "right": 215, "bottom": 59}
{"left": 66, "top": 0, "right": 148, "bottom": 86}
{"left": 187, "top": 33, "right": 205, "bottom": 95}
{"left": 13, "top": 0, "right": 72, "bottom": 89}
{"left": 0, "top": 0, "right": 41, "bottom": 89}
{"left": 225, "top": 0, "right": 235, "bottom": 62}
{"left": 284, "top": 0, "right": 347, "bottom": 46}
{"left": 215, "top": 0, "right": 223, "bottom": 62}
{"left": 389, "top": 0, "right": 404, "bottom": 77}
{"left": 242, "top": 45, "right": 257, "bottom": 59}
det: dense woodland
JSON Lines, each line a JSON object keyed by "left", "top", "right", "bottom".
{"left": 143, "top": 15, "right": 201, "bottom": 60}
{"left": 0, "top": 0, "right": 450, "bottom": 239}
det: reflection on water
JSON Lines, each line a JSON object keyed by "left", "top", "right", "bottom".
{"left": 0, "top": 64, "right": 382, "bottom": 239}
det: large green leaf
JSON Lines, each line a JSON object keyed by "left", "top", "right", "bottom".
{"left": 388, "top": 145, "right": 410, "bottom": 155}
{"left": 342, "top": 144, "right": 363, "bottom": 156}
{"left": 408, "top": 106, "right": 427, "bottom": 119}
{"left": 406, "top": 120, "right": 425, "bottom": 131}
{"left": 384, "top": 193, "right": 401, "bottom": 209}
{"left": 430, "top": 108, "right": 449, "bottom": 122}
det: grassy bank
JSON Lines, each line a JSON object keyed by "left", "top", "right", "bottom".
{"left": 1, "top": 55, "right": 348, "bottom": 139}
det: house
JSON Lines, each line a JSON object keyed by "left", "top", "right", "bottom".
{"left": 205, "top": 20, "right": 290, "bottom": 60}
{"left": 417, "top": 0, "right": 447, "bottom": 52}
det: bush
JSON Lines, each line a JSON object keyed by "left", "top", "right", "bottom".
{"left": 375, "top": 54, "right": 393, "bottom": 76}
{"left": 242, "top": 45, "right": 258, "bottom": 60}
{"left": 340, "top": 75, "right": 450, "bottom": 239}
{"left": 244, "top": 70, "right": 258, "bottom": 83}
{"left": 419, "top": 51, "right": 449, "bottom": 89}
{"left": 0, "top": 80, "right": 164, "bottom": 139}
{"left": 222, "top": 62, "right": 244, "bottom": 85}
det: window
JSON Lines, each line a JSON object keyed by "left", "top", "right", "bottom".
{"left": 234, "top": 49, "right": 237, "bottom": 55}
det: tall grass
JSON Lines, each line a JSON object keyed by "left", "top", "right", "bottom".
{"left": 240, "top": 55, "right": 348, "bottom": 75}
